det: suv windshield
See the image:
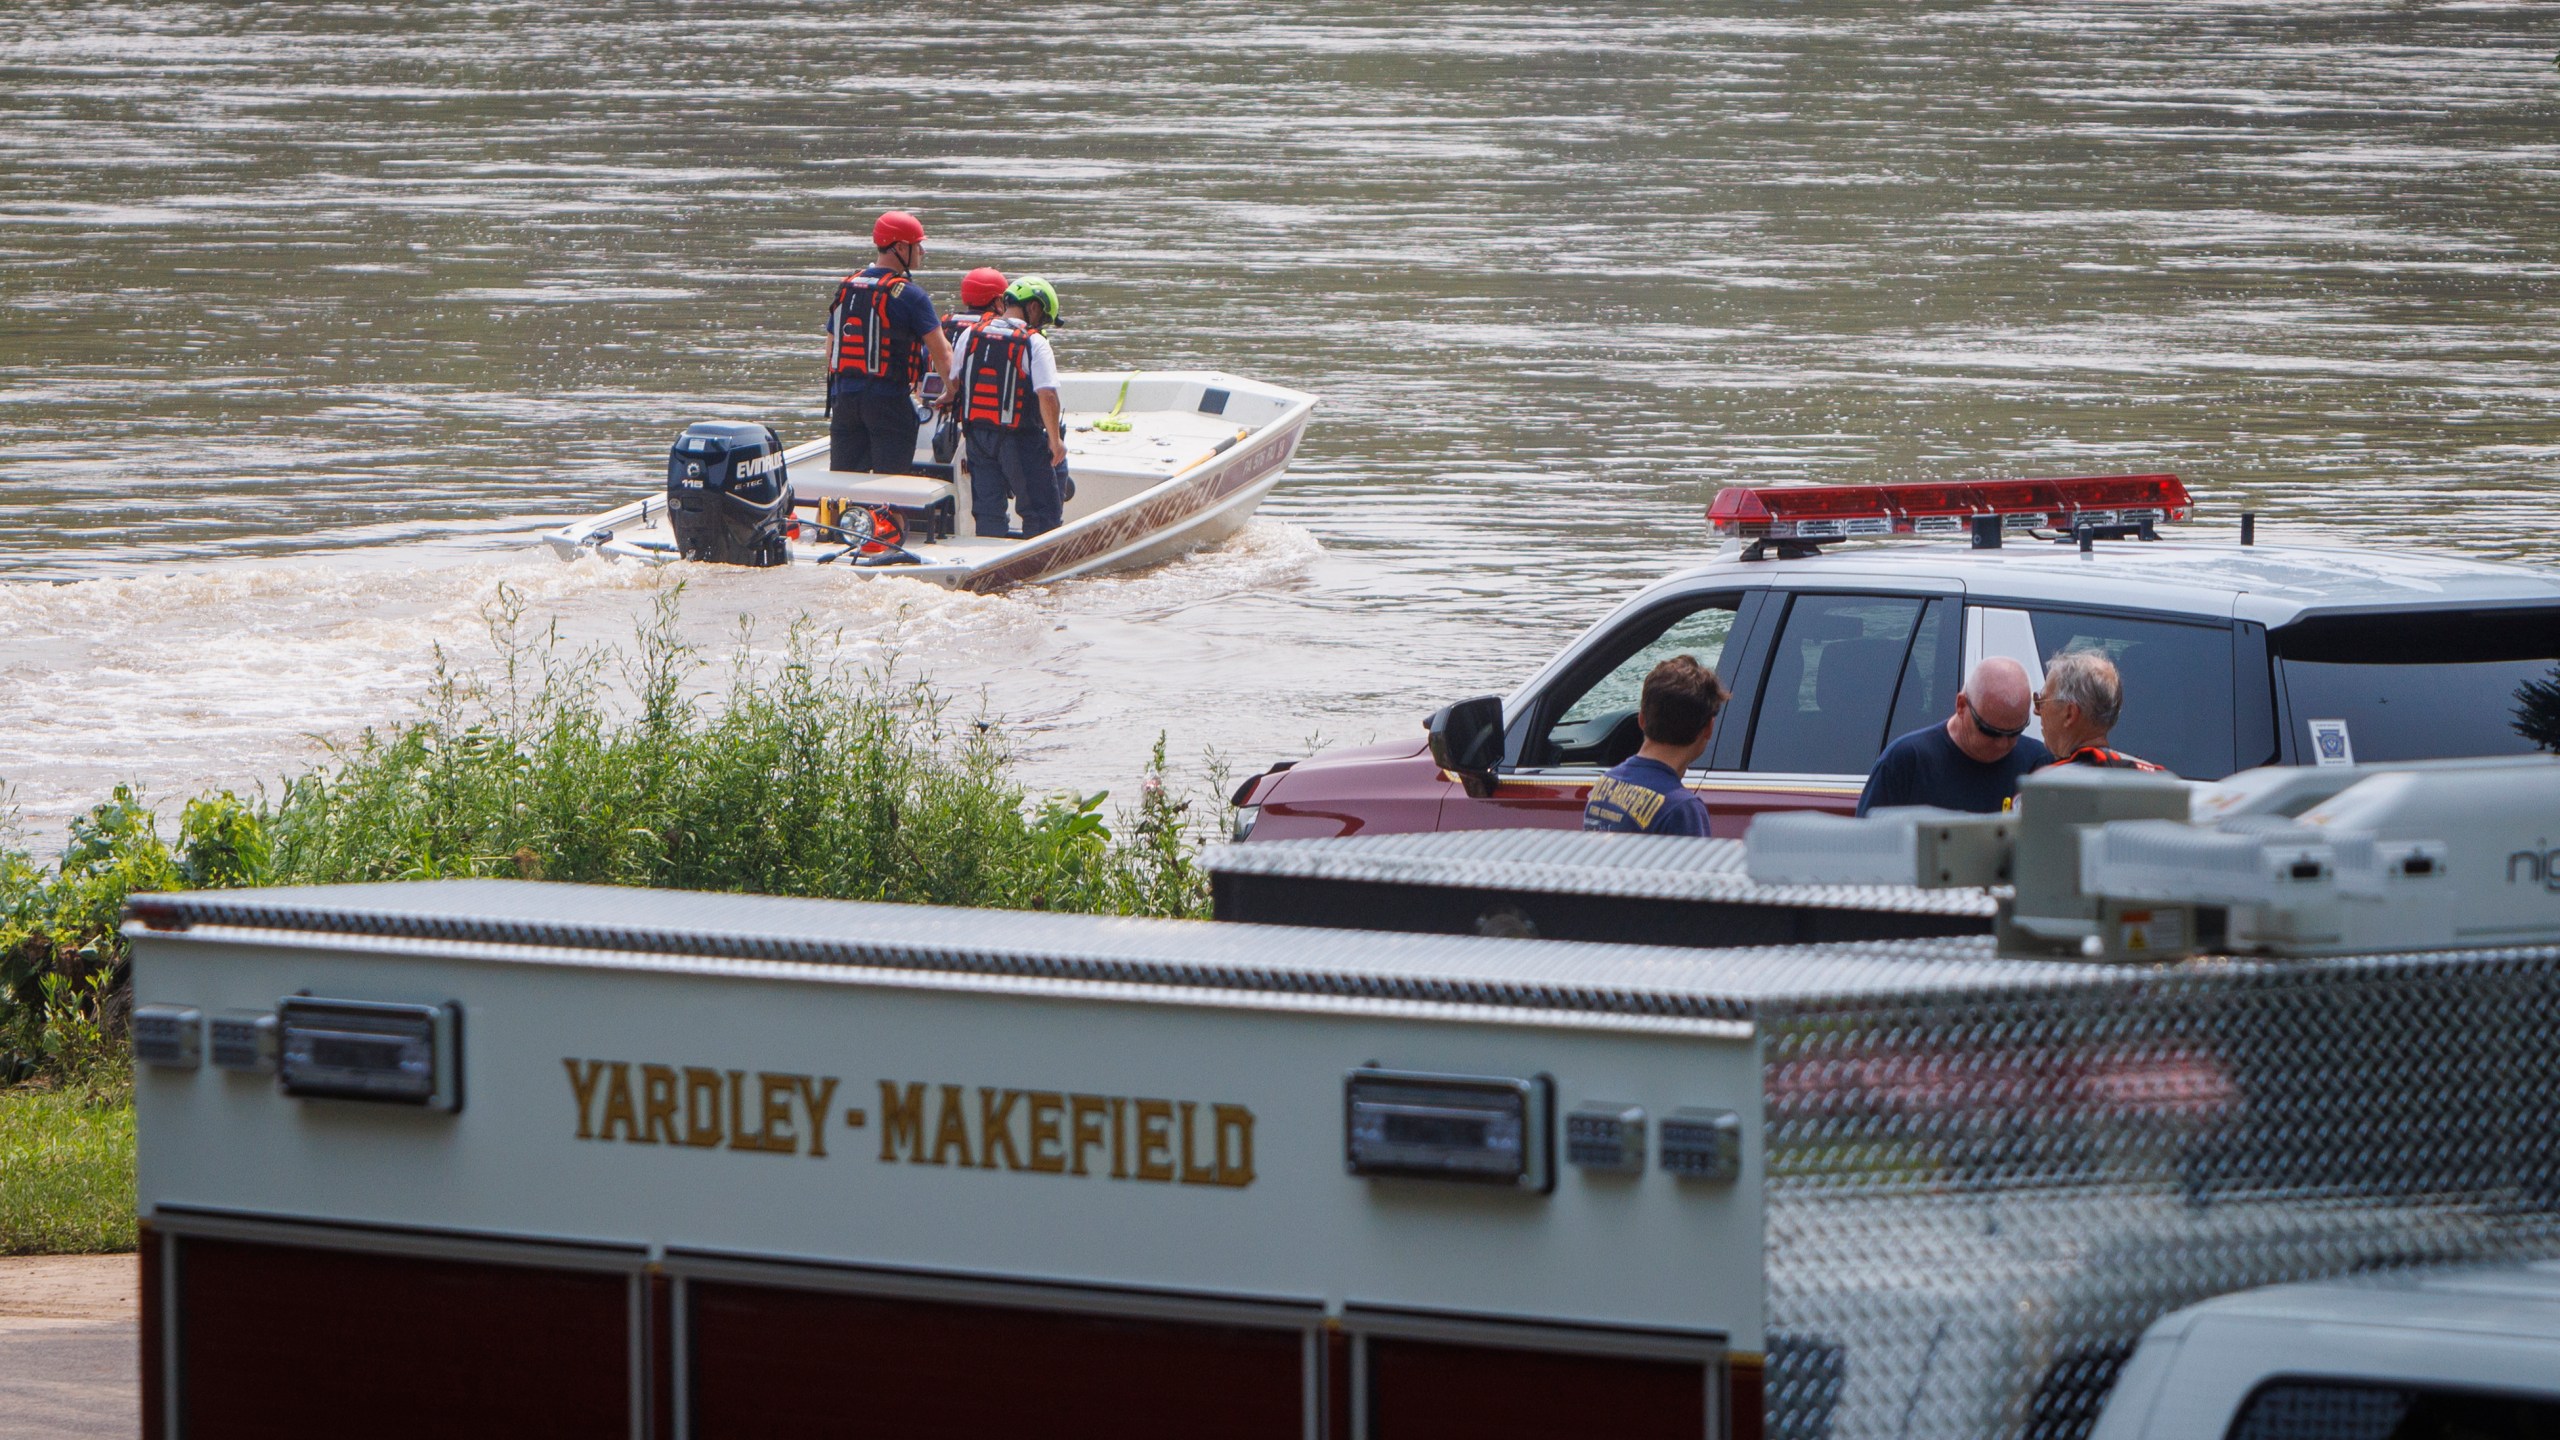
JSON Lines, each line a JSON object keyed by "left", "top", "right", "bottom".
{"left": 2273, "top": 609, "right": 2560, "bottom": 763}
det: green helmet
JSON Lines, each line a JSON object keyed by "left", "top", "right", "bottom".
{"left": 1005, "top": 275, "right": 1062, "bottom": 327}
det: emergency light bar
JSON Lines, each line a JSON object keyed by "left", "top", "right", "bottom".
{"left": 1708, "top": 474, "right": 2190, "bottom": 543}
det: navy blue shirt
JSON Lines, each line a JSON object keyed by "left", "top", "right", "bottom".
{"left": 1582, "top": 756, "right": 1711, "bottom": 836}
{"left": 831, "top": 266, "right": 941, "bottom": 398}
{"left": 1856, "top": 723, "right": 2054, "bottom": 816}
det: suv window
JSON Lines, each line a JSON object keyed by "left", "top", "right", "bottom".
{"left": 1747, "top": 594, "right": 1938, "bottom": 775}
{"left": 2027, "top": 609, "right": 2235, "bottom": 778}
{"left": 1884, "top": 597, "right": 1957, "bottom": 742}
{"left": 2273, "top": 608, "right": 2560, "bottom": 764}
{"left": 2227, "top": 1378, "right": 2560, "bottom": 1440}
{"left": 1536, "top": 596, "right": 1742, "bottom": 769}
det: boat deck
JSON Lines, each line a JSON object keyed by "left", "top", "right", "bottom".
{"left": 770, "top": 402, "right": 1258, "bottom": 566}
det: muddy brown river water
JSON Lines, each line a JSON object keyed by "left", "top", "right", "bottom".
{"left": 2, "top": 2, "right": 2555, "bottom": 836}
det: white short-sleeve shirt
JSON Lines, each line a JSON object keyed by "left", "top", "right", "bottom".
{"left": 949, "top": 322, "right": 1059, "bottom": 398}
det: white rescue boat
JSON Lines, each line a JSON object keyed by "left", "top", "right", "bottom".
{"left": 543, "top": 370, "right": 1316, "bottom": 592}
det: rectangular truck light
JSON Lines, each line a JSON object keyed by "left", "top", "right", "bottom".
{"left": 278, "top": 998, "right": 461, "bottom": 1111}
{"left": 1565, "top": 1103, "right": 1647, "bottom": 1174}
{"left": 1345, "top": 1067, "right": 1552, "bottom": 1192}
{"left": 132, "top": 1006, "right": 202, "bottom": 1069}
{"left": 209, "top": 1010, "right": 278, "bottom": 1073}
{"left": 1659, "top": 1109, "right": 1743, "bottom": 1183}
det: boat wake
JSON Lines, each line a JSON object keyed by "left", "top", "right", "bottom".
{"left": 1041, "top": 517, "right": 1323, "bottom": 618}
{"left": 0, "top": 521, "right": 1327, "bottom": 849}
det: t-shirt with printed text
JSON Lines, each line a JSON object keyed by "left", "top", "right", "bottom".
{"left": 1582, "top": 756, "right": 1710, "bottom": 837}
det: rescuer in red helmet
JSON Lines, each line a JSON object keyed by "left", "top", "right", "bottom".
{"left": 823, "top": 210, "right": 952, "bottom": 475}
{"left": 946, "top": 276, "right": 1067, "bottom": 538}
{"left": 944, "top": 267, "right": 1009, "bottom": 345}
{"left": 927, "top": 267, "right": 1009, "bottom": 464}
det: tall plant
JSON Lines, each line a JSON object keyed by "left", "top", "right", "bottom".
{"left": 0, "top": 583, "right": 1231, "bottom": 1089}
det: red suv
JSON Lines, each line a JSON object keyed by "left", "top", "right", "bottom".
{"left": 1230, "top": 478, "right": 2560, "bottom": 841}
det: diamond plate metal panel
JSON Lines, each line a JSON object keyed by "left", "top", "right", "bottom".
{"left": 1206, "top": 832, "right": 2000, "bottom": 917}
{"left": 123, "top": 883, "right": 2053, "bottom": 1016}
{"left": 1758, "top": 947, "right": 2560, "bottom": 1440}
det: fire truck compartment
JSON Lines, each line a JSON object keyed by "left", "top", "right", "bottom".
{"left": 126, "top": 881, "right": 2560, "bottom": 1439}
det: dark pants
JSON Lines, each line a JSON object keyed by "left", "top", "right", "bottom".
{"left": 965, "top": 423, "right": 1062, "bottom": 538}
{"left": 830, "top": 384, "right": 921, "bottom": 474}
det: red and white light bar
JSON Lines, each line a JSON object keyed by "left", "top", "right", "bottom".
{"left": 1708, "top": 474, "right": 2191, "bottom": 542}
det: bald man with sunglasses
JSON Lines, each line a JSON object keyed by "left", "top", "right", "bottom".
{"left": 1855, "top": 657, "right": 2055, "bottom": 816}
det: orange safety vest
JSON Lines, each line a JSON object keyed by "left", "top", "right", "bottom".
{"left": 2054, "top": 745, "right": 2166, "bottom": 773}
{"left": 828, "top": 269, "right": 922, "bottom": 385}
{"left": 960, "top": 317, "right": 1043, "bottom": 430}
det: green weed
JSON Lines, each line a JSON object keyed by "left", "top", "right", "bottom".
{"left": 259, "top": 587, "right": 1225, "bottom": 912}
{"left": 0, "top": 1087, "right": 135, "bottom": 1255}
{"left": 0, "top": 582, "right": 1234, "bottom": 1088}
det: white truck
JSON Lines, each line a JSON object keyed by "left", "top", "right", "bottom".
{"left": 120, "top": 758, "right": 2560, "bottom": 1438}
{"left": 2091, "top": 1263, "right": 2560, "bottom": 1439}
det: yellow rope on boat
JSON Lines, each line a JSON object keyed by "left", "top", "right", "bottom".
{"left": 1095, "top": 373, "right": 1134, "bottom": 432}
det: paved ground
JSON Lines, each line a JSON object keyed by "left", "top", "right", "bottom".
{"left": 0, "top": 1256, "right": 136, "bottom": 1439}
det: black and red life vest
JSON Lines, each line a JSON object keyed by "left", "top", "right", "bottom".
{"left": 939, "top": 309, "right": 992, "bottom": 348}
{"left": 2054, "top": 745, "right": 2166, "bottom": 773}
{"left": 828, "top": 268, "right": 922, "bottom": 386}
{"left": 960, "top": 317, "right": 1043, "bottom": 430}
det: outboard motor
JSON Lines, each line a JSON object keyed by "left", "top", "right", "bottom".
{"left": 666, "top": 421, "right": 793, "bottom": 566}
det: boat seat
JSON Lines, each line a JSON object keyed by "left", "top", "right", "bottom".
{"left": 794, "top": 472, "right": 955, "bottom": 509}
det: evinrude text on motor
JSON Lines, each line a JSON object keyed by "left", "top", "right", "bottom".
{"left": 665, "top": 420, "right": 793, "bottom": 567}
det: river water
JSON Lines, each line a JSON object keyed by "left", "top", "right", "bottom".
{"left": 3, "top": 2, "right": 2556, "bottom": 839}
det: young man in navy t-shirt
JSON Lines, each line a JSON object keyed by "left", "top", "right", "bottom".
{"left": 1855, "top": 656, "right": 2053, "bottom": 815}
{"left": 1583, "top": 656, "right": 1728, "bottom": 837}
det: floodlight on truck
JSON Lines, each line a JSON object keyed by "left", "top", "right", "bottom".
{"left": 1344, "top": 1066, "right": 1553, "bottom": 1192}
{"left": 276, "top": 996, "right": 461, "bottom": 1111}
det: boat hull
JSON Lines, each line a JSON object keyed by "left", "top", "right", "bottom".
{"left": 542, "top": 371, "right": 1316, "bottom": 592}
{"left": 954, "top": 407, "right": 1306, "bottom": 592}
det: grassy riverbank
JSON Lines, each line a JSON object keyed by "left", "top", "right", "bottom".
{"left": 0, "top": 586, "right": 1231, "bottom": 1252}
{"left": 0, "top": 1089, "right": 134, "bottom": 1255}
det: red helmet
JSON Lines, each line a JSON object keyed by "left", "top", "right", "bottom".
{"left": 959, "top": 267, "right": 1009, "bottom": 309}
{"left": 872, "top": 211, "right": 926, "bottom": 248}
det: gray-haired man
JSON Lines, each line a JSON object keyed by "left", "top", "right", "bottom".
{"left": 2034, "top": 649, "right": 2167, "bottom": 773}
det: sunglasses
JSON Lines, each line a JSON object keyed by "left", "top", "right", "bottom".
{"left": 1969, "top": 707, "right": 2029, "bottom": 741}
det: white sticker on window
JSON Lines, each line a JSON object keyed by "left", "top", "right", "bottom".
{"left": 2307, "top": 718, "right": 2355, "bottom": 767}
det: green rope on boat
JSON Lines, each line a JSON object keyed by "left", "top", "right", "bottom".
{"left": 1095, "top": 373, "right": 1134, "bottom": 432}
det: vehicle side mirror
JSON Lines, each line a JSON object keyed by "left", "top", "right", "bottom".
{"left": 1427, "top": 696, "right": 1504, "bottom": 799}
